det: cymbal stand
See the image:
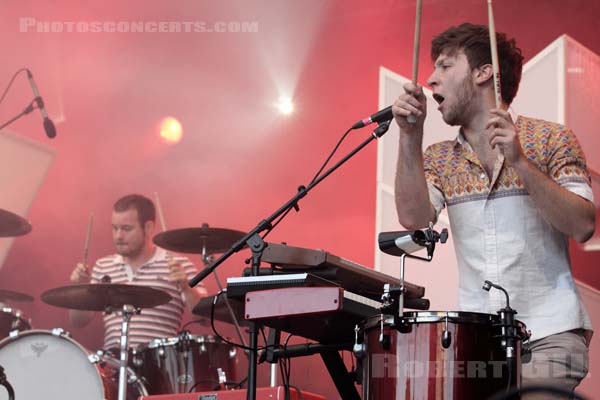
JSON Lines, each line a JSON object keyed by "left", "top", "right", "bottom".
{"left": 112, "top": 304, "right": 139, "bottom": 400}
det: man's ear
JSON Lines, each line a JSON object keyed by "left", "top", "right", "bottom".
{"left": 144, "top": 220, "right": 155, "bottom": 236}
{"left": 474, "top": 64, "right": 494, "bottom": 85}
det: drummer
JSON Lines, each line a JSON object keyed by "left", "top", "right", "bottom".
{"left": 69, "top": 194, "right": 208, "bottom": 349}
{"left": 392, "top": 23, "right": 594, "bottom": 397}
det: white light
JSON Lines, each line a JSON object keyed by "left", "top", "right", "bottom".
{"left": 276, "top": 97, "right": 294, "bottom": 115}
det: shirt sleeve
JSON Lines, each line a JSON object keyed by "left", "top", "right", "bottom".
{"left": 423, "top": 145, "right": 446, "bottom": 220}
{"left": 547, "top": 126, "right": 594, "bottom": 203}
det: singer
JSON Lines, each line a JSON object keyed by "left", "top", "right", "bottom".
{"left": 393, "top": 23, "right": 595, "bottom": 399}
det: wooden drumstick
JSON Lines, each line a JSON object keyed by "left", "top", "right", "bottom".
{"left": 407, "top": 0, "right": 423, "bottom": 124}
{"left": 153, "top": 192, "right": 168, "bottom": 233}
{"left": 82, "top": 212, "right": 94, "bottom": 267}
{"left": 487, "top": 0, "right": 502, "bottom": 108}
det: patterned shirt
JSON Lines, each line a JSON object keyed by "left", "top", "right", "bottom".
{"left": 423, "top": 115, "right": 593, "bottom": 341}
{"left": 91, "top": 247, "right": 197, "bottom": 349}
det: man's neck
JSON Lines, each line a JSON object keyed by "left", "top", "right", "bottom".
{"left": 123, "top": 244, "right": 155, "bottom": 271}
{"left": 461, "top": 94, "right": 507, "bottom": 150}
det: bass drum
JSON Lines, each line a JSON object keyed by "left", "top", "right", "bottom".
{"left": 0, "top": 329, "right": 146, "bottom": 400}
{"left": 361, "top": 311, "right": 527, "bottom": 400}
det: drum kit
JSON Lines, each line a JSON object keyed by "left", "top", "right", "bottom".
{"left": 0, "top": 210, "right": 243, "bottom": 400}
{"left": 0, "top": 208, "right": 531, "bottom": 400}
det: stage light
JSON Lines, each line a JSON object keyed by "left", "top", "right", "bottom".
{"left": 159, "top": 116, "right": 183, "bottom": 143}
{"left": 276, "top": 96, "right": 294, "bottom": 115}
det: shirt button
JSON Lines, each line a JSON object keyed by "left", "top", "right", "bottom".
{"left": 480, "top": 173, "right": 486, "bottom": 179}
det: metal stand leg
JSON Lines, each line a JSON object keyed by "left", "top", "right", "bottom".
{"left": 117, "top": 304, "right": 136, "bottom": 400}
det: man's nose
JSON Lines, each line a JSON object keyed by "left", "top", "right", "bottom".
{"left": 427, "top": 70, "right": 439, "bottom": 88}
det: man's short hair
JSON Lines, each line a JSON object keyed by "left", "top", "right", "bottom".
{"left": 113, "top": 194, "right": 156, "bottom": 226}
{"left": 431, "top": 23, "right": 524, "bottom": 105}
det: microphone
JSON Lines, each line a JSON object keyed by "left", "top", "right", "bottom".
{"left": 26, "top": 69, "right": 57, "bottom": 138}
{"left": 352, "top": 105, "right": 393, "bottom": 129}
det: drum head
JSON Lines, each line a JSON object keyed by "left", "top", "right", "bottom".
{"left": 0, "top": 330, "right": 105, "bottom": 400}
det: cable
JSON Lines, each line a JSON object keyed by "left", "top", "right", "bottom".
{"left": 210, "top": 290, "right": 277, "bottom": 352}
{"left": 309, "top": 127, "right": 354, "bottom": 185}
{"left": 0, "top": 68, "right": 29, "bottom": 107}
{"left": 262, "top": 126, "right": 354, "bottom": 240}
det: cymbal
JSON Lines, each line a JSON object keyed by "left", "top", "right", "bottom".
{"left": 0, "top": 209, "right": 32, "bottom": 237}
{"left": 0, "top": 289, "right": 34, "bottom": 303}
{"left": 41, "top": 283, "right": 172, "bottom": 311}
{"left": 153, "top": 223, "right": 246, "bottom": 255}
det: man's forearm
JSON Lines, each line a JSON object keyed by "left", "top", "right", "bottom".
{"left": 395, "top": 134, "right": 436, "bottom": 229}
{"left": 513, "top": 158, "right": 596, "bottom": 242}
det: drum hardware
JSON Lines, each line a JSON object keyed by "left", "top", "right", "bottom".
{"left": 441, "top": 313, "right": 451, "bottom": 348}
{"left": 352, "top": 325, "right": 366, "bottom": 359}
{"left": 482, "top": 280, "right": 529, "bottom": 391}
{"left": 378, "top": 224, "right": 447, "bottom": 319}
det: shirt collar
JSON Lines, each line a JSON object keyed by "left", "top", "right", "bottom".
{"left": 452, "top": 107, "right": 520, "bottom": 151}
{"left": 114, "top": 246, "right": 167, "bottom": 266}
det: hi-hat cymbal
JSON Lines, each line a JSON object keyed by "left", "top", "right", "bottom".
{"left": 0, "top": 289, "right": 34, "bottom": 303}
{"left": 153, "top": 223, "right": 246, "bottom": 255}
{"left": 41, "top": 283, "right": 172, "bottom": 311}
{"left": 0, "top": 209, "right": 32, "bottom": 237}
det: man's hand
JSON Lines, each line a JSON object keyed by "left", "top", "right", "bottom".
{"left": 393, "top": 82, "right": 427, "bottom": 135}
{"left": 167, "top": 259, "right": 188, "bottom": 288}
{"left": 487, "top": 108, "right": 526, "bottom": 167}
{"left": 70, "top": 262, "right": 91, "bottom": 284}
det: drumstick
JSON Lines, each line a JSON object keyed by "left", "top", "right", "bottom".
{"left": 487, "top": 0, "right": 502, "bottom": 108}
{"left": 153, "top": 192, "right": 168, "bottom": 233}
{"left": 82, "top": 212, "right": 94, "bottom": 267}
{"left": 407, "top": 0, "right": 423, "bottom": 124}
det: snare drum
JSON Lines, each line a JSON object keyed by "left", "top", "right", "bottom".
{"left": 0, "top": 307, "right": 30, "bottom": 338}
{"left": 133, "top": 332, "right": 238, "bottom": 394}
{"left": 360, "top": 311, "right": 527, "bottom": 400}
{"left": 0, "top": 329, "right": 146, "bottom": 400}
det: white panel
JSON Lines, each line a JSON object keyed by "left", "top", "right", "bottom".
{"left": 511, "top": 37, "right": 563, "bottom": 123}
{"left": 565, "top": 36, "right": 600, "bottom": 173}
{"left": 0, "top": 130, "right": 55, "bottom": 268}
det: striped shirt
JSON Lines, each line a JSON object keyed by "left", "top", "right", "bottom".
{"left": 423, "top": 115, "right": 593, "bottom": 341}
{"left": 91, "top": 247, "right": 197, "bottom": 349}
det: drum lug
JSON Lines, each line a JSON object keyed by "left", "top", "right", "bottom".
{"left": 441, "top": 314, "right": 452, "bottom": 349}
{"left": 8, "top": 330, "right": 19, "bottom": 338}
{"left": 51, "top": 327, "right": 69, "bottom": 337}
{"left": 353, "top": 325, "right": 366, "bottom": 359}
{"left": 217, "top": 368, "right": 227, "bottom": 385}
{"left": 88, "top": 353, "right": 101, "bottom": 364}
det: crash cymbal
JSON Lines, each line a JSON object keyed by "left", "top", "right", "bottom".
{"left": 0, "top": 289, "right": 34, "bottom": 303}
{"left": 0, "top": 209, "right": 32, "bottom": 237}
{"left": 41, "top": 283, "right": 172, "bottom": 311}
{"left": 153, "top": 223, "right": 246, "bottom": 255}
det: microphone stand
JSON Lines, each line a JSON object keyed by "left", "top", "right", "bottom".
{"left": 189, "top": 120, "right": 391, "bottom": 400}
{"left": 0, "top": 99, "right": 38, "bottom": 132}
